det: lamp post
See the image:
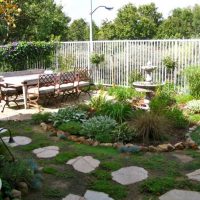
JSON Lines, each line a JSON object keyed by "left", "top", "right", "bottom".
{"left": 89, "top": 0, "right": 113, "bottom": 53}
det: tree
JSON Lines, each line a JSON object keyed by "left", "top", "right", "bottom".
{"left": 68, "top": 18, "right": 89, "bottom": 41}
{"left": 157, "top": 8, "right": 193, "bottom": 39}
{"left": 113, "top": 3, "right": 162, "bottom": 40}
{"left": 3, "top": 0, "right": 70, "bottom": 43}
{"left": 192, "top": 4, "right": 200, "bottom": 38}
{"left": 98, "top": 20, "right": 116, "bottom": 40}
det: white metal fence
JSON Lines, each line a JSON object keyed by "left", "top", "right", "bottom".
{"left": 57, "top": 39, "right": 200, "bottom": 92}
{"left": 1, "top": 40, "right": 200, "bottom": 92}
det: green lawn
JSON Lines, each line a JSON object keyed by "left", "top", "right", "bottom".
{"left": 1, "top": 120, "right": 200, "bottom": 200}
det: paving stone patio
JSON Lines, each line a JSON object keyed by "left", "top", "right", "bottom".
{"left": 186, "top": 169, "right": 200, "bottom": 181}
{"left": 173, "top": 153, "right": 194, "bottom": 163}
{"left": 32, "top": 146, "right": 59, "bottom": 158}
{"left": 67, "top": 156, "right": 100, "bottom": 173}
{"left": 2, "top": 136, "right": 32, "bottom": 147}
{"left": 159, "top": 189, "right": 200, "bottom": 200}
{"left": 111, "top": 166, "right": 148, "bottom": 185}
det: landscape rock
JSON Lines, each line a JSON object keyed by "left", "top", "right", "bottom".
{"left": 99, "top": 143, "right": 113, "bottom": 147}
{"left": 140, "top": 146, "right": 149, "bottom": 152}
{"left": 167, "top": 143, "right": 175, "bottom": 151}
{"left": 17, "top": 182, "right": 28, "bottom": 195}
{"left": 68, "top": 135, "right": 79, "bottom": 142}
{"left": 40, "top": 122, "right": 48, "bottom": 131}
{"left": 62, "top": 194, "right": 85, "bottom": 200}
{"left": 11, "top": 189, "right": 21, "bottom": 199}
{"left": 113, "top": 142, "right": 123, "bottom": 149}
{"left": 174, "top": 142, "right": 185, "bottom": 150}
{"left": 125, "top": 143, "right": 134, "bottom": 147}
{"left": 148, "top": 145, "right": 158, "bottom": 152}
{"left": 92, "top": 141, "right": 99, "bottom": 146}
{"left": 84, "top": 190, "right": 114, "bottom": 200}
{"left": 173, "top": 154, "right": 194, "bottom": 163}
{"left": 157, "top": 144, "right": 169, "bottom": 152}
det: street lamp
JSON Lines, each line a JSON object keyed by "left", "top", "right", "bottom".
{"left": 89, "top": 0, "right": 113, "bottom": 53}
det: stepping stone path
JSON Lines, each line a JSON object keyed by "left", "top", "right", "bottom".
{"left": 67, "top": 156, "right": 100, "bottom": 173}
{"left": 159, "top": 189, "right": 200, "bottom": 200}
{"left": 2, "top": 136, "right": 32, "bottom": 147}
{"left": 62, "top": 190, "right": 114, "bottom": 200}
{"left": 173, "top": 153, "right": 194, "bottom": 163}
{"left": 33, "top": 146, "right": 59, "bottom": 158}
{"left": 62, "top": 194, "right": 84, "bottom": 200}
{"left": 111, "top": 166, "right": 148, "bottom": 185}
{"left": 187, "top": 169, "right": 200, "bottom": 181}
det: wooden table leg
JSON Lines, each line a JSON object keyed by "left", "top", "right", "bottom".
{"left": 22, "top": 83, "right": 27, "bottom": 109}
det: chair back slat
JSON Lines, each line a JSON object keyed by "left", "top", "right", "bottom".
{"left": 38, "top": 74, "right": 56, "bottom": 87}
{"left": 59, "top": 72, "right": 75, "bottom": 85}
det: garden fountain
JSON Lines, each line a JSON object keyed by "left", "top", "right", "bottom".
{"left": 133, "top": 61, "right": 164, "bottom": 110}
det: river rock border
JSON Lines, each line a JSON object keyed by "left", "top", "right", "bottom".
{"left": 40, "top": 123, "right": 199, "bottom": 153}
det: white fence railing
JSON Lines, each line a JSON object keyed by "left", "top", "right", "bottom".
{"left": 1, "top": 40, "right": 200, "bottom": 92}
{"left": 57, "top": 39, "right": 200, "bottom": 92}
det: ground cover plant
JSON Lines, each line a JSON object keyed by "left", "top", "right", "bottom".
{"left": 1, "top": 120, "right": 200, "bottom": 200}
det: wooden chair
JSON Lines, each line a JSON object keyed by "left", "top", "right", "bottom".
{"left": 74, "top": 68, "right": 94, "bottom": 97}
{"left": 27, "top": 74, "right": 56, "bottom": 109}
{"left": 0, "top": 83, "right": 19, "bottom": 112}
{"left": 56, "top": 71, "right": 77, "bottom": 101}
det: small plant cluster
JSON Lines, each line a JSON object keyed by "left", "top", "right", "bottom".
{"left": 107, "top": 86, "right": 142, "bottom": 102}
{"left": 90, "top": 53, "right": 105, "bottom": 67}
{"left": 163, "top": 56, "right": 177, "bottom": 72}
{"left": 0, "top": 156, "right": 42, "bottom": 199}
{"left": 186, "top": 100, "right": 200, "bottom": 114}
{"left": 185, "top": 66, "right": 200, "bottom": 98}
{"left": 0, "top": 41, "right": 56, "bottom": 71}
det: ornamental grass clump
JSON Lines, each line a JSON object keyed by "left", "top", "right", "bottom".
{"left": 133, "top": 112, "right": 171, "bottom": 145}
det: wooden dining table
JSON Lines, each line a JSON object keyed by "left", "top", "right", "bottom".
{"left": 2, "top": 74, "right": 40, "bottom": 109}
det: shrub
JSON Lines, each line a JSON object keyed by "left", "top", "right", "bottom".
{"left": 99, "top": 101, "right": 133, "bottom": 123}
{"left": 90, "top": 53, "right": 104, "bottom": 67}
{"left": 133, "top": 112, "right": 171, "bottom": 144}
{"left": 128, "top": 70, "right": 143, "bottom": 85}
{"left": 186, "top": 100, "right": 200, "bottom": 114}
{"left": 89, "top": 92, "right": 107, "bottom": 111}
{"left": 80, "top": 116, "right": 117, "bottom": 143}
{"left": 185, "top": 66, "right": 200, "bottom": 98}
{"left": 107, "top": 86, "right": 142, "bottom": 102}
{"left": 0, "top": 157, "right": 42, "bottom": 191}
{"left": 57, "top": 121, "right": 82, "bottom": 135}
{"left": 163, "top": 56, "right": 177, "bottom": 72}
{"left": 113, "top": 122, "right": 136, "bottom": 144}
{"left": 164, "top": 107, "right": 189, "bottom": 129}
{"left": 49, "top": 106, "right": 87, "bottom": 127}
{"left": 32, "top": 112, "right": 52, "bottom": 124}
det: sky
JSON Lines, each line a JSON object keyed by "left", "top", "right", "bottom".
{"left": 54, "top": 0, "right": 200, "bottom": 25}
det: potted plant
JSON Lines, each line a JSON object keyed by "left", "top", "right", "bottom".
{"left": 163, "top": 56, "right": 177, "bottom": 72}
{"left": 90, "top": 53, "right": 105, "bottom": 68}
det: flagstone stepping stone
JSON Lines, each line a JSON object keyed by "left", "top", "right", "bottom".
{"left": 111, "top": 166, "right": 148, "bottom": 185}
{"left": 159, "top": 189, "right": 200, "bottom": 200}
{"left": 67, "top": 156, "right": 100, "bottom": 173}
{"left": 84, "top": 190, "right": 114, "bottom": 200}
{"left": 33, "top": 146, "right": 59, "bottom": 158}
{"left": 186, "top": 169, "right": 200, "bottom": 181}
{"left": 2, "top": 136, "right": 32, "bottom": 147}
{"left": 62, "top": 194, "right": 85, "bottom": 200}
{"left": 173, "top": 154, "right": 194, "bottom": 163}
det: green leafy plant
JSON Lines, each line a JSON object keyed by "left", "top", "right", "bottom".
{"left": 133, "top": 112, "right": 171, "bottom": 144}
{"left": 164, "top": 107, "right": 189, "bottom": 129}
{"left": 57, "top": 121, "right": 82, "bottom": 135}
{"left": 113, "top": 122, "right": 136, "bottom": 144}
{"left": 128, "top": 70, "right": 143, "bottom": 85}
{"left": 90, "top": 53, "right": 105, "bottom": 68}
{"left": 80, "top": 116, "right": 117, "bottom": 143}
{"left": 163, "top": 56, "right": 177, "bottom": 72}
{"left": 32, "top": 112, "right": 52, "bottom": 124}
{"left": 108, "top": 86, "right": 142, "bottom": 102}
{"left": 49, "top": 106, "right": 87, "bottom": 127}
{"left": 99, "top": 101, "right": 133, "bottom": 123}
{"left": 89, "top": 92, "right": 107, "bottom": 111}
{"left": 186, "top": 100, "right": 200, "bottom": 114}
{"left": 0, "top": 41, "right": 55, "bottom": 71}
{"left": 57, "top": 54, "right": 74, "bottom": 72}
{"left": 185, "top": 66, "right": 200, "bottom": 98}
